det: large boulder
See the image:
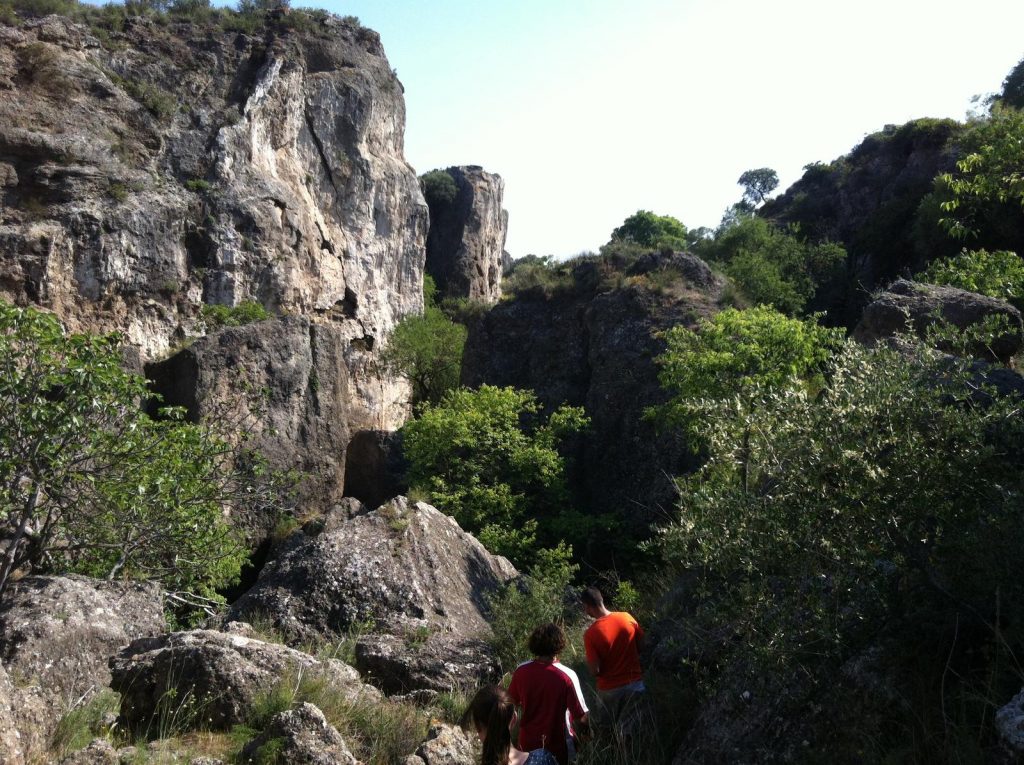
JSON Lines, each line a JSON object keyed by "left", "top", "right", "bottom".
{"left": 240, "top": 703, "right": 358, "bottom": 765}
{"left": 853, "top": 279, "right": 1024, "bottom": 363}
{"left": 996, "top": 687, "right": 1024, "bottom": 757}
{"left": 228, "top": 497, "right": 516, "bottom": 646}
{"left": 146, "top": 317, "right": 359, "bottom": 537}
{"left": 424, "top": 166, "right": 509, "bottom": 303}
{"left": 403, "top": 723, "right": 477, "bottom": 765}
{"left": 353, "top": 633, "right": 499, "bottom": 695}
{"left": 0, "top": 575, "right": 164, "bottom": 730}
{"left": 109, "top": 624, "right": 379, "bottom": 732}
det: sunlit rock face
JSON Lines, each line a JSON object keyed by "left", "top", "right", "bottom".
{"left": 424, "top": 165, "right": 508, "bottom": 303}
{"left": 0, "top": 14, "right": 426, "bottom": 430}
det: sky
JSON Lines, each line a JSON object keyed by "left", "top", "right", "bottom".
{"left": 309, "top": 0, "right": 1024, "bottom": 259}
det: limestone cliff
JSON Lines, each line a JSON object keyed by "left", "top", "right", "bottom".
{"left": 0, "top": 13, "right": 427, "bottom": 431}
{"left": 424, "top": 165, "right": 508, "bottom": 302}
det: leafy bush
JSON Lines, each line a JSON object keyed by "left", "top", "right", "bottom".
{"left": 381, "top": 276, "right": 467, "bottom": 405}
{"left": 402, "top": 385, "right": 590, "bottom": 566}
{"left": 502, "top": 255, "right": 575, "bottom": 298}
{"left": 0, "top": 302, "right": 277, "bottom": 602}
{"left": 917, "top": 248, "right": 1024, "bottom": 309}
{"left": 652, "top": 335, "right": 1024, "bottom": 746}
{"left": 698, "top": 217, "right": 847, "bottom": 316}
{"left": 201, "top": 300, "right": 271, "bottom": 329}
{"left": 487, "top": 543, "right": 578, "bottom": 673}
{"left": 419, "top": 169, "right": 459, "bottom": 210}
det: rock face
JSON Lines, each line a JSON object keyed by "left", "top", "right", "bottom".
{"left": 0, "top": 575, "right": 164, "bottom": 731}
{"left": 228, "top": 497, "right": 516, "bottom": 642}
{"left": 760, "top": 118, "right": 965, "bottom": 323}
{"left": 853, "top": 279, "right": 1024, "bottom": 363}
{"left": 0, "top": 12, "right": 426, "bottom": 430}
{"left": 241, "top": 703, "right": 358, "bottom": 765}
{"left": 109, "top": 624, "right": 379, "bottom": 732}
{"left": 342, "top": 429, "right": 408, "bottom": 510}
{"left": 996, "top": 687, "right": 1024, "bottom": 757}
{"left": 403, "top": 723, "right": 478, "bottom": 765}
{"left": 462, "top": 263, "right": 720, "bottom": 547}
{"left": 146, "top": 317, "right": 365, "bottom": 532}
{"left": 0, "top": 662, "right": 47, "bottom": 765}
{"left": 354, "top": 633, "right": 498, "bottom": 695}
{"left": 425, "top": 166, "right": 508, "bottom": 302}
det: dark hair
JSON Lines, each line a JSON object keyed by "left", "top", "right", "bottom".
{"left": 528, "top": 622, "right": 567, "bottom": 657}
{"left": 462, "top": 685, "right": 514, "bottom": 765}
{"left": 581, "top": 586, "right": 604, "bottom": 608}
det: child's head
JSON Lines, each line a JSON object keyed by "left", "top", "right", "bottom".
{"left": 527, "top": 622, "right": 567, "bottom": 658}
{"left": 463, "top": 684, "right": 516, "bottom": 765}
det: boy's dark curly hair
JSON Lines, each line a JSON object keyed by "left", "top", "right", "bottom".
{"left": 528, "top": 622, "right": 568, "bottom": 657}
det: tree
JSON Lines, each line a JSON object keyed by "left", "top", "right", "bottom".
{"left": 0, "top": 303, "right": 272, "bottom": 602}
{"left": 699, "top": 216, "right": 847, "bottom": 315}
{"left": 653, "top": 337, "right": 1024, "bottom": 694}
{"left": 937, "top": 104, "right": 1024, "bottom": 247}
{"left": 999, "top": 55, "right": 1024, "bottom": 109}
{"left": 402, "top": 385, "right": 589, "bottom": 565}
{"left": 420, "top": 169, "right": 459, "bottom": 211}
{"left": 609, "top": 210, "right": 689, "bottom": 251}
{"left": 738, "top": 167, "right": 779, "bottom": 206}
{"left": 381, "top": 276, "right": 467, "bottom": 405}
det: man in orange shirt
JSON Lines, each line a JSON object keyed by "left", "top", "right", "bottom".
{"left": 581, "top": 586, "right": 649, "bottom": 758}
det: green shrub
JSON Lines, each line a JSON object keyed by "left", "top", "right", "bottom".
{"left": 419, "top": 169, "right": 458, "bottom": 210}
{"left": 186, "top": 178, "right": 212, "bottom": 193}
{"left": 402, "top": 385, "right": 590, "bottom": 566}
{"left": 609, "top": 210, "right": 690, "bottom": 251}
{"left": 51, "top": 690, "right": 120, "bottom": 757}
{"left": 917, "top": 248, "right": 1024, "bottom": 309}
{"left": 201, "top": 300, "right": 271, "bottom": 329}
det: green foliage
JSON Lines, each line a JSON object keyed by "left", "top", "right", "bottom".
{"left": 698, "top": 217, "right": 847, "bottom": 315}
{"left": 610, "top": 210, "right": 689, "bottom": 251}
{"left": 937, "top": 104, "right": 1024, "bottom": 246}
{"left": 999, "top": 55, "right": 1024, "bottom": 109}
{"left": 381, "top": 276, "right": 467, "bottom": 405}
{"left": 186, "top": 178, "right": 212, "bottom": 193}
{"left": 656, "top": 306, "right": 842, "bottom": 419}
{"left": 502, "top": 255, "right": 575, "bottom": 298}
{"left": 52, "top": 690, "right": 120, "bottom": 757}
{"left": 917, "top": 248, "right": 1024, "bottom": 309}
{"left": 737, "top": 167, "right": 779, "bottom": 206}
{"left": 201, "top": 300, "right": 270, "bottom": 330}
{"left": 487, "top": 542, "right": 579, "bottom": 673}
{"left": 243, "top": 670, "right": 428, "bottom": 765}
{"left": 0, "top": 302, "right": 268, "bottom": 603}
{"left": 402, "top": 385, "right": 590, "bottom": 566}
{"left": 652, "top": 335, "right": 1024, "bottom": 683}
{"left": 419, "top": 169, "right": 458, "bottom": 210}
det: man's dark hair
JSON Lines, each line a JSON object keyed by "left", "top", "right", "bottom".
{"left": 528, "top": 622, "right": 568, "bottom": 657}
{"left": 581, "top": 586, "right": 604, "bottom": 608}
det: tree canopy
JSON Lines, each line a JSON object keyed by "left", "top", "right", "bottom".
{"left": 0, "top": 302, "right": 274, "bottom": 603}
{"left": 610, "top": 210, "right": 689, "bottom": 251}
{"left": 738, "top": 167, "right": 779, "bottom": 206}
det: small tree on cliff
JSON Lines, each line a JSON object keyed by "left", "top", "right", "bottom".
{"left": 0, "top": 302, "right": 280, "bottom": 603}
{"left": 738, "top": 167, "right": 779, "bottom": 206}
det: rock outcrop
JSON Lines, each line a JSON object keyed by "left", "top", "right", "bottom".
{"left": 0, "top": 575, "right": 164, "bottom": 735}
{"left": 997, "top": 687, "right": 1024, "bottom": 758}
{"left": 146, "top": 317, "right": 366, "bottom": 532}
{"left": 228, "top": 497, "right": 515, "bottom": 693}
{"left": 462, "top": 261, "right": 721, "bottom": 547}
{"left": 228, "top": 497, "right": 516, "bottom": 642}
{"left": 853, "top": 279, "right": 1024, "bottom": 363}
{"left": 424, "top": 166, "right": 508, "bottom": 302}
{"left": 353, "top": 633, "right": 498, "bottom": 695}
{"left": 403, "top": 723, "right": 477, "bottom": 765}
{"left": 240, "top": 703, "right": 359, "bottom": 765}
{"left": 109, "top": 624, "right": 379, "bottom": 732}
{"left": 0, "top": 12, "right": 426, "bottom": 440}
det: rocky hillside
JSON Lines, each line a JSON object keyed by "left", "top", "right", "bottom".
{"left": 463, "top": 251, "right": 724, "bottom": 552}
{"left": 0, "top": 11, "right": 426, "bottom": 422}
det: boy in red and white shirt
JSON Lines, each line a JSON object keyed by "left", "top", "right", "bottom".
{"left": 508, "top": 623, "right": 589, "bottom": 765}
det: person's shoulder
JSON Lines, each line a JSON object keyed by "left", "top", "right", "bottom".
{"left": 553, "top": 662, "right": 581, "bottom": 682}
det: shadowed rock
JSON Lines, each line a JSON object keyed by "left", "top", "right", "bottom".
{"left": 240, "top": 703, "right": 358, "bottom": 765}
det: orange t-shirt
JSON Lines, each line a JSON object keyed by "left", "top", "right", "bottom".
{"left": 583, "top": 611, "right": 644, "bottom": 691}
